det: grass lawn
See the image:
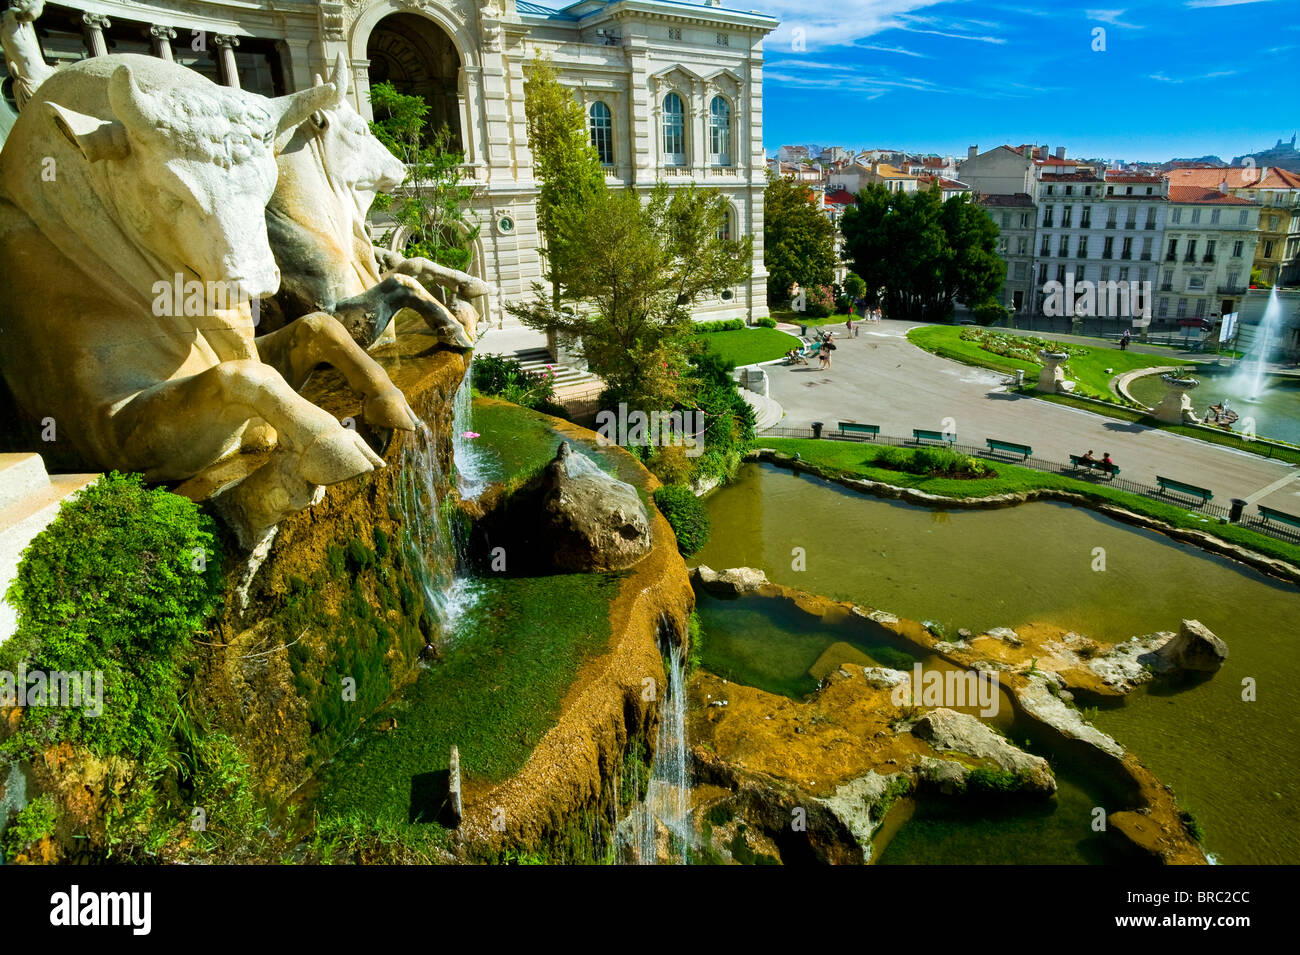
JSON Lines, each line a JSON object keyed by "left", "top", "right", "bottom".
{"left": 757, "top": 437, "right": 1300, "bottom": 569}
{"left": 770, "top": 308, "right": 856, "bottom": 328}
{"left": 697, "top": 326, "right": 802, "bottom": 366}
{"left": 907, "top": 325, "right": 1189, "bottom": 399}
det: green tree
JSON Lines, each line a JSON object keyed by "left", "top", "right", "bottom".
{"left": 508, "top": 183, "right": 751, "bottom": 408}
{"left": 523, "top": 57, "right": 607, "bottom": 306}
{"left": 369, "top": 81, "right": 479, "bottom": 270}
{"left": 840, "top": 184, "right": 1005, "bottom": 322}
{"left": 763, "top": 173, "right": 837, "bottom": 304}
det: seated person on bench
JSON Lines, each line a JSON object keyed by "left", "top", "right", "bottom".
{"left": 1101, "top": 452, "right": 1115, "bottom": 470}
{"left": 1078, "top": 449, "right": 1097, "bottom": 465}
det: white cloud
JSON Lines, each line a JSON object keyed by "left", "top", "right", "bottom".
{"left": 763, "top": 0, "right": 978, "bottom": 51}
{"left": 1086, "top": 8, "right": 1144, "bottom": 28}
{"left": 1185, "top": 0, "right": 1274, "bottom": 7}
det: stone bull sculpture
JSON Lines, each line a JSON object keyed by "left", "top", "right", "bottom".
{"left": 260, "top": 53, "right": 491, "bottom": 349}
{"left": 0, "top": 54, "right": 430, "bottom": 548}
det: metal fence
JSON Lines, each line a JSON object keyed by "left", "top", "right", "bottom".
{"left": 756, "top": 425, "right": 1300, "bottom": 545}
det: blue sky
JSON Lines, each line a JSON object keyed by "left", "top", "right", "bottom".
{"left": 756, "top": 0, "right": 1299, "bottom": 162}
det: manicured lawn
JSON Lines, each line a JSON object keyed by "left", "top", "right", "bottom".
{"left": 770, "top": 308, "right": 856, "bottom": 328}
{"left": 757, "top": 437, "right": 1300, "bottom": 569}
{"left": 697, "top": 326, "right": 802, "bottom": 366}
{"left": 907, "top": 325, "right": 1189, "bottom": 399}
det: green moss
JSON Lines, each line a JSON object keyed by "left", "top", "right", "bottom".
{"left": 314, "top": 572, "right": 622, "bottom": 821}
{"left": 964, "top": 767, "right": 1022, "bottom": 795}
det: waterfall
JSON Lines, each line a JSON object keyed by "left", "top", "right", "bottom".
{"left": 623, "top": 643, "right": 691, "bottom": 864}
{"left": 397, "top": 420, "right": 476, "bottom": 643}
{"left": 451, "top": 360, "right": 492, "bottom": 501}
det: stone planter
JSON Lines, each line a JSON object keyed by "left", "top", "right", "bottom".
{"left": 1036, "top": 349, "right": 1076, "bottom": 394}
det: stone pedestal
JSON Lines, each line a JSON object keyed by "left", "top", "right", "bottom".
{"left": 1153, "top": 373, "right": 1201, "bottom": 424}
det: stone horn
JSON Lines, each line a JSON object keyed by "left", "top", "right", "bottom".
{"left": 106, "top": 65, "right": 160, "bottom": 141}
{"left": 312, "top": 53, "right": 351, "bottom": 108}
{"left": 269, "top": 81, "right": 340, "bottom": 137}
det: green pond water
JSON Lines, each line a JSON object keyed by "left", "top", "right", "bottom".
{"left": 1128, "top": 369, "right": 1300, "bottom": 445}
{"left": 694, "top": 462, "right": 1300, "bottom": 864}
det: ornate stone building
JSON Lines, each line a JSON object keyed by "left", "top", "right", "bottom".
{"left": 1, "top": 0, "right": 777, "bottom": 325}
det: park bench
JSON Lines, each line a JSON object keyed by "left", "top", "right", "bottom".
{"left": 838, "top": 422, "right": 880, "bottom": 441}
{"left": 1258, "top": 504, "right": 1300, "bottom": 533}
{"left": 1155, "top": 475, "right": 1213, "bottom": 505}
{"left": 1068, "top": 455, "right": 1120, "bottom": 479}
{"left": 913, "top": 428, "right": 954, "bottom": 445}
{"left": 986, "top": 438, "right": 1033, "bottom": 460}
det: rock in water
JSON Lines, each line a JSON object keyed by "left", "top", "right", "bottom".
{"left": 540, "top": 442, "right": 651, "bottom": 572}
{"left": 1156, "top": 619, "right": 1229, "bottom": 673}
{"left": 911, "top": 708, "right": 1057, "bottom": 796}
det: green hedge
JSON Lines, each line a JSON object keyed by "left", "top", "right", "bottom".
{"left": 695, "top": 318, "right": 746, "bottom": 333}
{"left": 654, "top": 485, "right": 711, "bottom": 556}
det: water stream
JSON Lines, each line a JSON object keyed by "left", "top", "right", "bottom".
{"left": 621, "top": 643, "right": 691, "bottom": 864}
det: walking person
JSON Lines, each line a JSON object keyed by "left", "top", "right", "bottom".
{"left": 823, "top": 332, "right": 836, "bottom": 368}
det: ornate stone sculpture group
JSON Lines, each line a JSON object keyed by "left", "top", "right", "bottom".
{"left": 0, "top": 31, "right": 491, "bottom": 549}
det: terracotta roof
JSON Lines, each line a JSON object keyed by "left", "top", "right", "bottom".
{"left": 1167, "top": 167, "right": 1300, "bottom": 190}
{"left": 1166, "top": 185, "right": 1258, "bottom": 205}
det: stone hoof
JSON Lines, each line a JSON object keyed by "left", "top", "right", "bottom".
{"left": 423, "top": 311, "right": 474, "bottom": 351}
{"left": 363, "top": 387, "right": 418, "bottom": 432}
{"left": 300, "top": 425, "right": 386, "bottom": 486}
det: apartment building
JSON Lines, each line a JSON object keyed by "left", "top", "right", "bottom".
{"left": 977, "top": 193, "right": 1036, "bottom": 313}
{"left": 1158, "top": 186, "right": 1260, "bottom": 324}
{"left": 1165, "top": 167, "right": 1300, "bottom": 286}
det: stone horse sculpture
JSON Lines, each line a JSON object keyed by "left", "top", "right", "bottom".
{"left": 0, "top": 54, "right": 427, "bottom": 548}
{"left": 261, "top": 54, "right": 491, "bottom": 349}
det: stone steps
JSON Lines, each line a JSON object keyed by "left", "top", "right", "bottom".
{"left": 0, "top": 454, "right": 99, "bottom": 642}
{"left": 512, "top": 348, "right": 604, "bottom": 397}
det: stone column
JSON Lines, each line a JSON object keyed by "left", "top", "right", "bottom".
{"left": 81, "top": 12, "right": 110, "bottom": 58}
{"left": 150, "top": 25, "right": 176, "bottom": 61}
{"left": 213, "top": 34, "right": 241, "bottom": 89}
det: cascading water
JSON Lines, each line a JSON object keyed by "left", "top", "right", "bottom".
{"left": 451, "top": 361, "right": 492, "bottom": 502}
{"left": 396, "top": 363, "right": 487, "bottom": 644}
{"left": 1230, "top": 285, "right": 1283, "bottom": 401}
{"left": 621, "top": 642, "right": 691, "bottom": 864}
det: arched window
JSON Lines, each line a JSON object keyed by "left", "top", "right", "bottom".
{"left": 662, "top": 92, "right": 685, "bottom": 166}
{"left": 716, "top": 206, "right": 733, "bottom": 242}
{"left": 709, "top": 96, "right": 732, "bottom": 166}
{"left": 589, "top": 101, "right": 613, "bottom": 165}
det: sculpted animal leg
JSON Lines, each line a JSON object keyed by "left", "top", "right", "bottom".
{"left": 332, "top": 274, "right": 473, "bottom": 350}
{"left": 112, "top": 359, "right": 383, "bottom": 486}
{"left": 256, "top": 311, "right": 419, "bottom": 432}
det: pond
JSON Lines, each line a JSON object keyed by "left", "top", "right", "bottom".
{"left": 1128, "top": 368, "right": 1300, "bottom": 445}
{"left": 694, "top": 462, "right": 1300, "bottom": 864}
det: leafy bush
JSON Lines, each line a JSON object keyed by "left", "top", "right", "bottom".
{"left": 2, "top": 794, "right": 58, "bottom": 859}
{"left": 755, "top": 316, "right": 777, "bottom": 328}
{"left": 972, "top": 301, "right": 1011, "bottom": 326}
{"left": 654, "top": 485, "right": 710, "bottom": 556}
{"left": 0, "top": 472, "right": 221, "bottom": 761}
{"left": 696, "top": 318, "right": 746, "bottom": 333}
{"left": 471, "top": 354, "right": 558, "bottom": 412}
